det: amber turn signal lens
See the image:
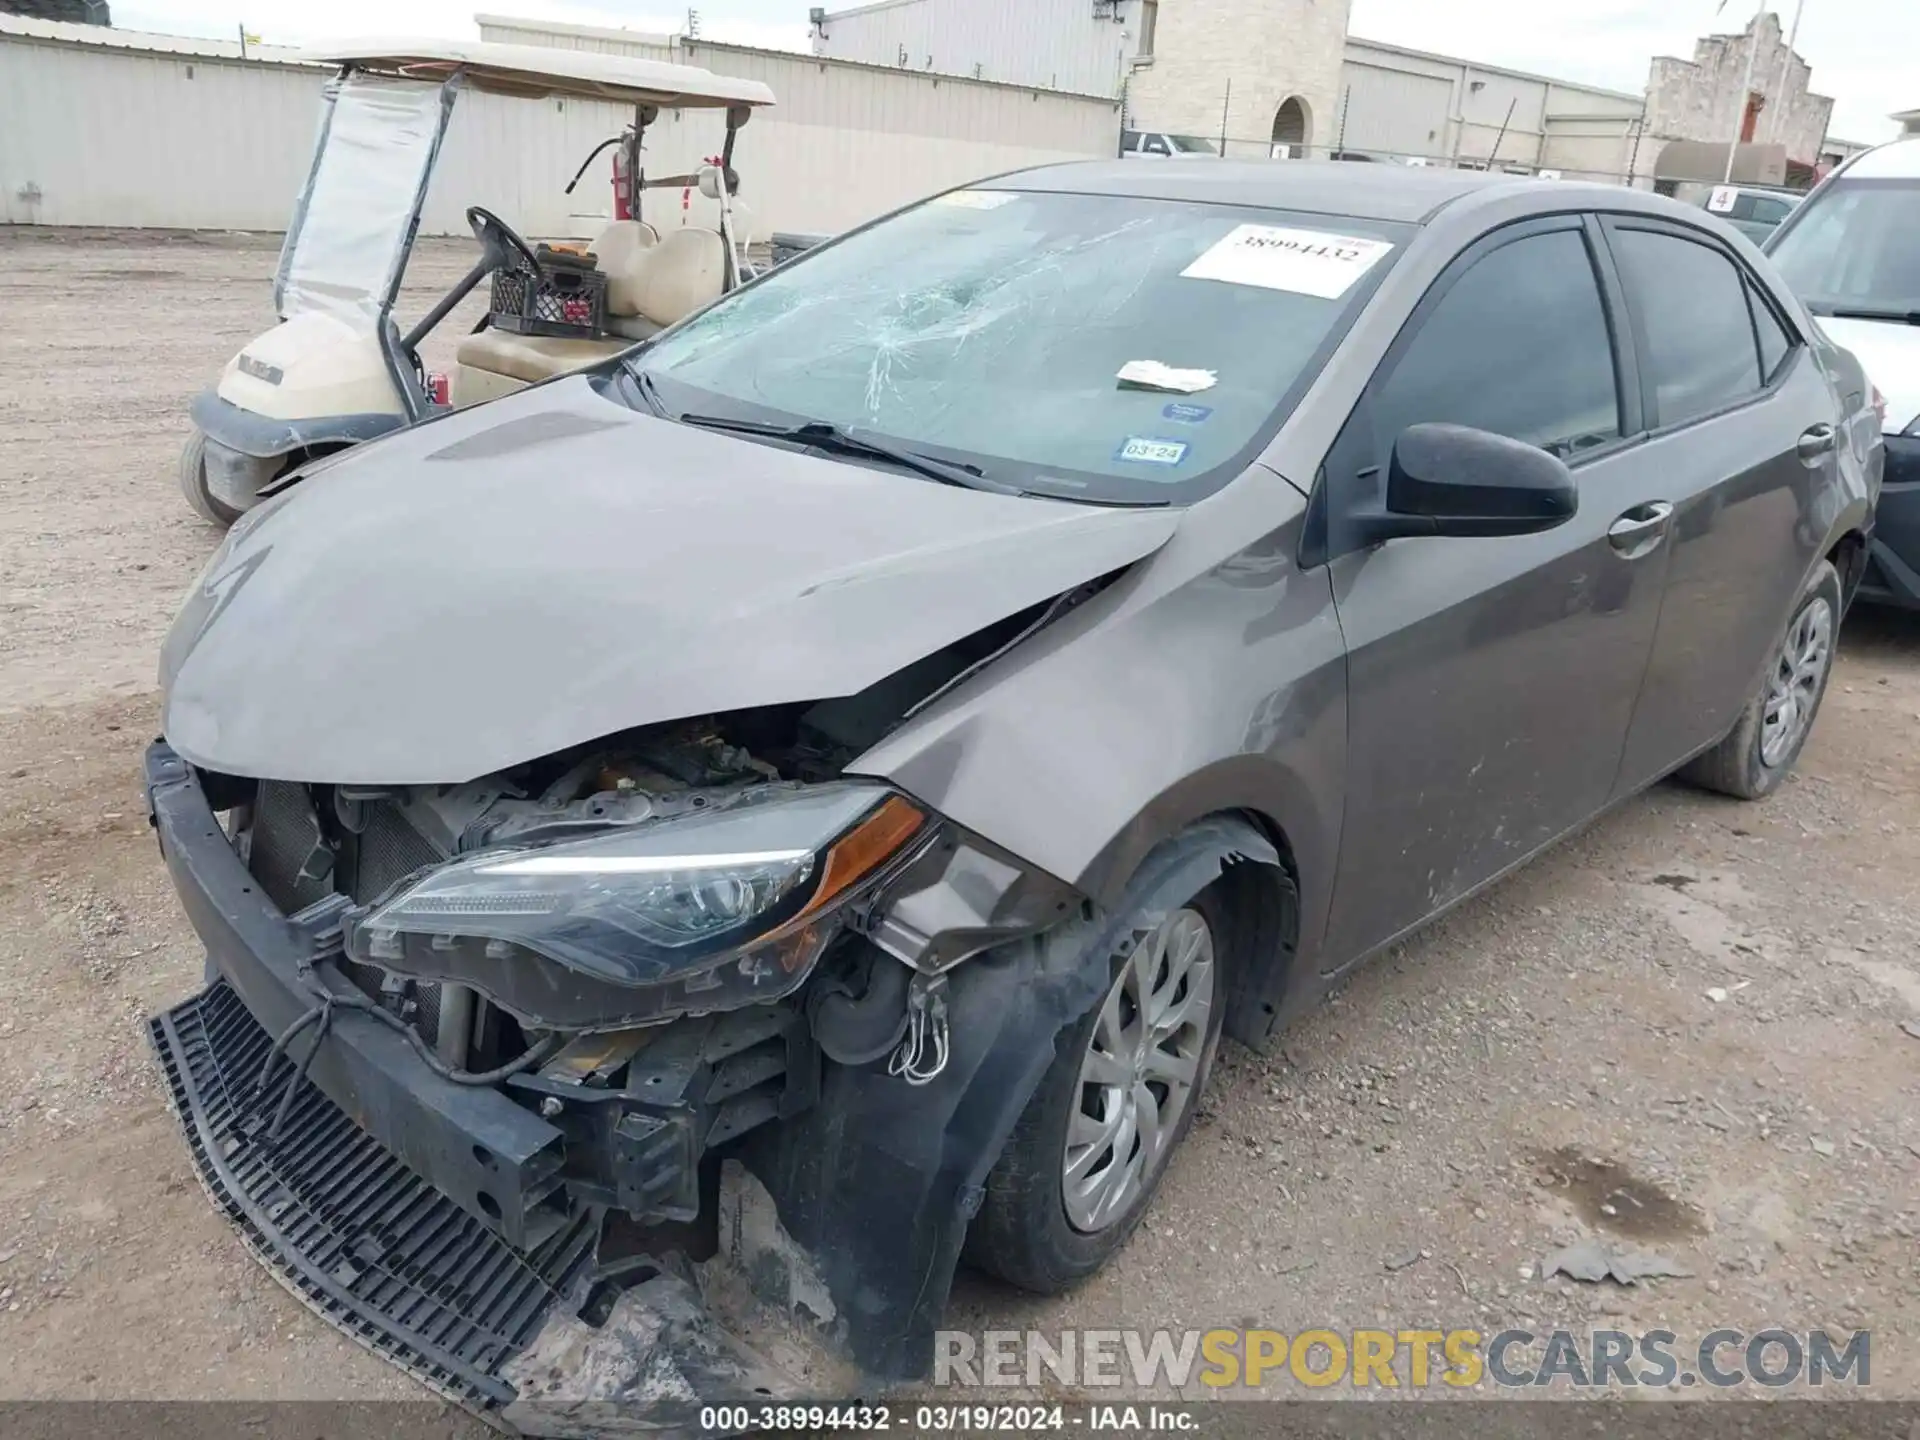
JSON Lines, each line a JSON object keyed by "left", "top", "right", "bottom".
{"left": 794, "top": 795, "right": 925, "bottom": 922}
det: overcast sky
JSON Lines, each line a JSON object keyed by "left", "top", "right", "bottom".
{"left": 113, "top": 0, "right": 1912, "bottom": 142}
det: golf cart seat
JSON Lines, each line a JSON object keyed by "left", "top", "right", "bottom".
{"left": 602, "top": 222, "right": 734, "bottom": 340}
{"left": 453, "top": 221, "right": 733, "bottom": 390}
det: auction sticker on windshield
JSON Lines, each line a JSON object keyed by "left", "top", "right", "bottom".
{"left": 1181, "top": 224, "right": 1394, "bottom": 299}
{"left": 1115, "top": 436, "right": 1189, "bottom": 466}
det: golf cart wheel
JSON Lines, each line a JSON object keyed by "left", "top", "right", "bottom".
{"left": 1681, "top": 559, "right": 1841, "bottom": 801}
{"left": 967, "top": 882, "right": 1233, "bottom": 1294}
{"left": 178, "top": 428, "right": 241, "bottom": 528}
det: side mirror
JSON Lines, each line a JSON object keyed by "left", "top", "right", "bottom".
{"left": 1348, "top": 423, "right": 1577, "bottom": 546}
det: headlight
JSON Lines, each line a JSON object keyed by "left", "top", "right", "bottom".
{"left": 343, "top": 785, "right": 928, "bottom": 1028}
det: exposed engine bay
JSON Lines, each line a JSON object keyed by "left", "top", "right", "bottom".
{"left": 140, "top": 372, "right": 1210, "bottom": 1430}
{"left": 205, "top": 658, "right": 1084, "bottom": 1252}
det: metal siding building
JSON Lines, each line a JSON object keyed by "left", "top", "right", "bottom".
{"left": 808, "top": 0, "right": 1138, "bottom": 98}
{"left": 1334, "top": 61, "right": 1452, "bottom": 158}
{"left": 476, "top": 15, "right": 1124, "bottom": 236}
{"left": 0, "top": 19, "right": 322, "bottom": 227}
{"left": 1, "top": 13, "right": 1119, "bottom": 237}
{"left": 1337, "top": 38, "right": 1646, "bottom": 181}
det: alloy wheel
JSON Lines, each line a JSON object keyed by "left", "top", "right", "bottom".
{"left": 1760, "top": 595, "right": 1833, "bottom": 767}
{"left": 1062, "top": 907, "right": 1216, "bottom": 1233}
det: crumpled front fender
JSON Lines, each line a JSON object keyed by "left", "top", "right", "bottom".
{"left": 718, "top": 816, "right": 1282, "bottom": 1383}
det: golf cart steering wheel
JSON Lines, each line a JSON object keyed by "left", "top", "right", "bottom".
{"left": 467, "top": 206, "right": 542, "bottom": 276}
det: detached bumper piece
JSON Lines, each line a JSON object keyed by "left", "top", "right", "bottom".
{"left": 149, "top": 979, "right": 598, "bottom": 1410}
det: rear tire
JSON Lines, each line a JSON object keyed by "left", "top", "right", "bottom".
{"left": 966, "top": 883, "right": 1234, "bottom": 1295}
{"left": 1681, "top": 559, "right": 1840, "bottom": 800}
{"left": 178, "top": 428, "right": 240, "bottom": 528}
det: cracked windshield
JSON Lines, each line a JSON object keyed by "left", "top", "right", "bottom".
{"left": 631, "top": 189, "right": 1408, "bottom": 502}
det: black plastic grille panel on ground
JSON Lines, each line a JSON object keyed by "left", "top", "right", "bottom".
{"left": 149, "top": 981, "right": 596, "bottom": 1409}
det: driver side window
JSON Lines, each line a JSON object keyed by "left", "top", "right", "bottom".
{"left": 1368, "top": 227, "right": 1623, "bottom": 466}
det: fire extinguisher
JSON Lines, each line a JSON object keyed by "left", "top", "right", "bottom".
{"left": 612, "top": 145, "right": 634, "bottom": 221}
{"left": 563, "top": 131, "right": 640, "bottom": 220}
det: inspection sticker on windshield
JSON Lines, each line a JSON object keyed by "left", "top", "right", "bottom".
{"left": 1115, "top": 436, "right": 1189, "bottom": 466}
{"left": 1181, "top": 224, "right": 1394, "bottom": 298}
{"left": 931, "top": 189, "right": 1015, "bottom": 210}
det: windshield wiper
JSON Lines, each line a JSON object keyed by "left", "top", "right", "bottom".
{"left": 676, "top": 412, "right": 1027, "bottom": 495}
{"left": 1817, "top": 305, "right": 1920, "bottom": 325}
{"left": 627, "top": 365, "right": 669, "bottom": 416}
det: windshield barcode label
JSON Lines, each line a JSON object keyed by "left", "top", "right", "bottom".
{"left": 1181, "top": 224, "right": 1394, "bottom": 298}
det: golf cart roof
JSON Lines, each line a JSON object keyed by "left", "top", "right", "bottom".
{"left": 304, "top": 37, "right": 776, "bottom": 109}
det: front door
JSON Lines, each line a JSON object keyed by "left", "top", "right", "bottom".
{"left": 1318, "top": 216, "right": 1673, "bottom": 968}
{"left": 1601, "top": 218, "right": 1834, "bottom": 791}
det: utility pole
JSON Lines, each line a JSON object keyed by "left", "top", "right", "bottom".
{"left": 1765, "top": 0, "right": 1806, "bottom": 147}
{"left": 1722, "top": 0, "right": 1766, "bottom": 184}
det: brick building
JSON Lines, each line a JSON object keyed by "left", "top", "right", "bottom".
{"left": 810, "top": 0, "right": 1352, "bottom": 157}
{"left": 1644, "top": 10, "right": 1834, "bottom": 183}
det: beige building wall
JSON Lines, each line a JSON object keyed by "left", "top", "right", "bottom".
{"left": 1125, "top": 0, "right": 1352, "bottom": 157}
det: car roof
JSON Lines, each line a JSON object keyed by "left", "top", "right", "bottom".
{"left": 1842, "top": 137, "right": 1920, "bottom": 180}
{"left": 993, "top": 159, "right": 1540, "bottom": 224}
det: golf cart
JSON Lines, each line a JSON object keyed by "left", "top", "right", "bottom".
{"left": 180, "top": 39, "right": 774, "bottom": 525}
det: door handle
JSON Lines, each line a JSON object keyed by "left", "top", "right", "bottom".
{"left": 1607, "top": 501, "right": 1674, "bottom": 557}
{"left": 1797, "top": 423, "right": 1837, "bottom": 462}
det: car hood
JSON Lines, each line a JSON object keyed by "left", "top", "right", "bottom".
{"left": 1816, "top": 316, "right": 1920, "bottom": 431}
{"left": 160, "top": 376, "right": 1181, "bottom": 784}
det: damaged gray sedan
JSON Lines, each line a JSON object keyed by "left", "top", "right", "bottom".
{"left": 146, "top": 161, "right": 1879, "bottom": 1428}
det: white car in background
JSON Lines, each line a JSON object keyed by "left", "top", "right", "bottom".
{"left": 1119, "top": 129, "right": 1216, "bottom": 158}
{"left": 1767, "top": 137, "right": 1920, "bottom": 608}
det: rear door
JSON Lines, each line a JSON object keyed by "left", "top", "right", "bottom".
{"left": 1602, "top": 217, "right": 1833, "bottom": 792}
{"left": 1319, "top": 216, "right": 1675, "bottom": 966}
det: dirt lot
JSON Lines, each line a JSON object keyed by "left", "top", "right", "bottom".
{"left": 0, "top": 227, "right": 1916, "bottom": 1407}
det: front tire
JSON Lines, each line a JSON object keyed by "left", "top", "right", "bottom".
{"left": 1681, "top": 559, "right": 1841, "bottom": 800}
{"left": 966, "top": 885, "right": 1233, "bottom": 1294}
{"left": 178, "top": 428, "right": 240, "bottom": 527}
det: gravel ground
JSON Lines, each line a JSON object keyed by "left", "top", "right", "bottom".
{"left": 0, "top": 228, "right": 1915, "bottom": 1409}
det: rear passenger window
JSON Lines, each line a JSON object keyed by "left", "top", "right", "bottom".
{"left": 1370, "top": 228, "right": 1621, "bottom": 461}
{"left": 1611, "top": 228, "right": 1763, "bottom": 427}
{"left": 1748, "top": 283, "right": 1793, "bottom": 382}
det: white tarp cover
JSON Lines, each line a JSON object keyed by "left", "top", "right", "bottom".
{"left": 275, "top": 73, "right": 447, "bottom": 325}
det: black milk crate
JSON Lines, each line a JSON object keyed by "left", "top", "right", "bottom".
{"left": 488, "top": 262, "right": 608, "bottom": 339}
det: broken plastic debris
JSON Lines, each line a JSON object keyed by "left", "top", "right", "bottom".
{"left": 1810, "top": 1136, "right": 1836, "bottom": 1157}
{"left": 1704, "top": 981, "right": 1749, "bottom": 1003}
{"left": 1538, "top": 1241, "right": 1692, "bottom": 1286}
{"left": 1116, "top": 360, "right": 1217, "bottom": 395}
